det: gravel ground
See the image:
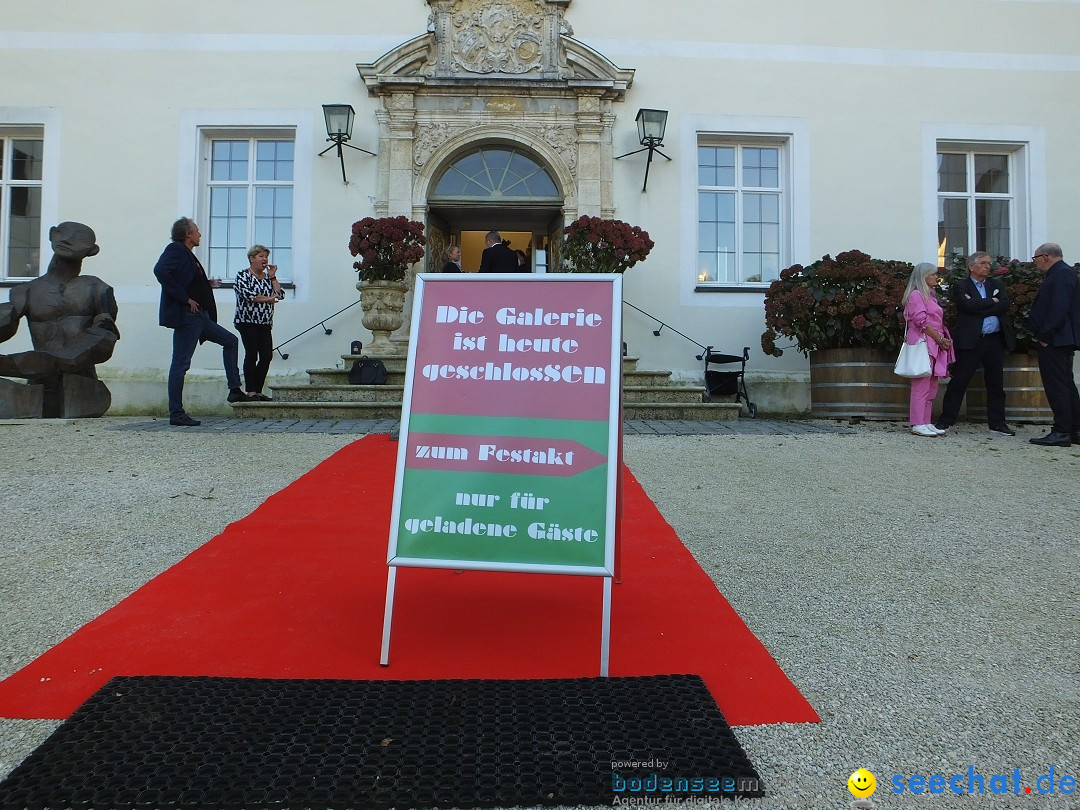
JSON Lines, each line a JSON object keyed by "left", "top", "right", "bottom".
{"left": 0, "top": 418, "right": 1077, "bottom": 809}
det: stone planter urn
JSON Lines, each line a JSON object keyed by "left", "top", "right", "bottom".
{"left": 357, "top": 279, "right": 408, "bottom": 355}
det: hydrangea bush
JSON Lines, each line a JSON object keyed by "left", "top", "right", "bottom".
{"left": 349, "top": 216, "right": 427, "bottom": 282}
{"left": 760, "top": 250, "right": 912, "bottom": 356}
{"left": 561, "top": 215, "right": 654, "bottom": 274}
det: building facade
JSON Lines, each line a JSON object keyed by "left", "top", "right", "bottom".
{"left": 2, "top": 0, "right": 1078, "bottom": 414}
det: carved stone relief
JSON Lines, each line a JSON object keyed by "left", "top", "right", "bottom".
{"left": 452, "top": 1, "right": 545, "bottom": 75}
{"left": 426, "top": 226, "right": 448, "bottom": 274}
{"left": 537, "top": 123, "right": 577, "bottom": 175}
{"left": 414, "top": 122, "right": 467, "bottom": 169}
{"left": 414, "top": 119, "right": 578, "bottom": 179}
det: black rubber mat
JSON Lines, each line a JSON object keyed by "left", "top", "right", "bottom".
{"left": 0, "top": 674, "right": 764, "bottom": 809}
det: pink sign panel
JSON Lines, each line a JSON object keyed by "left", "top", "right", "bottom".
{"left": 409, "top": 278, "right": 615, "bottom": 420}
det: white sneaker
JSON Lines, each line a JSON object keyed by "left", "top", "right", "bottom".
{"left": 911, "top": 424, "right": 937, "bottom": 437}
{"left": 928, "top": 425, "right": 947, "bottom": 436}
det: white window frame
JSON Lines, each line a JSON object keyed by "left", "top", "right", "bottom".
{"left": 680, "top": 115, "right": 809, "bottom": 309}
{"left": 200, "top": 129, "right": 296, "bottom": 282}
{"left": 0, "top": 108, "right": 60, "bottom": 282}
{"left": 178, "top": 110, "right": 314, "bottom": 298}
{"left": 695, "top": 139, "right": 786, "bottom": 287}
{"left": 937, "top": 145, "right": 1019, "bottom": 262}
{"left": 923, "top": 124, "right": 1045, "bottom": 264}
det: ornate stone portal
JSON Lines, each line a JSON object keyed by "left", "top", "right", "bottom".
{"left": 357, "top": 0, "right": 633, "bottom": 227}
{"left": 355, "top": 0, "right": 633, "bottom": 348}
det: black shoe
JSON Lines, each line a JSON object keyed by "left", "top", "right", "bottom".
{"left": 227, "top": 388, "right": 252, "bottom": 403}
{"left": 1029, "top": 432, "right": 1072, "bottom": 447}
{"left": 933, "top": 421, "right": 952, "bottom": 431}
{"left": 169, "top": 414, "right": 201, "bottom": 426}
{"left": 253, "top": 393, "right": 273, "bottom": 401}
{"left": 989, "top": 425, "right": 1016, "bottom": 437}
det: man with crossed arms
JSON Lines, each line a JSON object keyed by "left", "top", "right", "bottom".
{"left": 935, "top": 251, "right": 1016, "bottom": 436}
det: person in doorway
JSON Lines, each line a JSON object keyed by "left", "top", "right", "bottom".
{"left": 233, "top": 244, "right": 284, "bottom": 401}
{"left": 154, "top": 217, "right": 250, "bottom": 426}
{"left": 478, "top": 231, "right": 518, "bottom": 273}
{"left": 442, "top": 245, "right": 463, "bottom": 273}
{"left": 935, "top": 251, "right": 1016, "bottom": 436}
{"left": 514, "top": 249, "right": 529, "bottom": 273}
{"left": 1027, "top": 242, "right": 1080, "bottom": 446}
{"left": 901, "top": 262, "right": 955, "bottom": 437}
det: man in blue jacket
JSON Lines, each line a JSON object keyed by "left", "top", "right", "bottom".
{"left": 154, "top": 218, "right": 249, "bottom": 426}
{"left": 1028, "top": 242, "right": 1080, "bottom": 446}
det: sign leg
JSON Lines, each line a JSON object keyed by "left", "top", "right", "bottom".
{"left": 600, "top": 575, "right": 612, "bottom": 676}
{"left": 379, "top": 566, "right": 398, "bottom": 666}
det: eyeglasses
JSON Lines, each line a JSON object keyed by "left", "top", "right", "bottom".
{"left": 1033, "top": 254, "right": 1048, "bottom": 260}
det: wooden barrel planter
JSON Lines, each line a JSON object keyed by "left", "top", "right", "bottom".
{"left": 966, "top": 354, "right": 1052, "bottom": 423}
{"left": 810, "top": 347, "right": 909, "bottom": 420}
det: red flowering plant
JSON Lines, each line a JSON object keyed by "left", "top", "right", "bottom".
{"left": 560, "top": 215, "right": 654, "bottom": 274}
{"left": 940, "top": 254, "right": 1050, "bottom": 353}
{"left": 760, "top": 250, "right": 912, "bottom": 357}
{"left": 349, "top": 215, "right": 427, "bottom": 282}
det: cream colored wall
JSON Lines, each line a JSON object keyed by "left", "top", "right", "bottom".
{"left": 3, "top": 0, "right": 1079, "bottom": 413}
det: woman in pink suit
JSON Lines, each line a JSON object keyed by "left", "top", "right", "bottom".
{"left": 902, "top": 262, "right": 955, "bottom": 436}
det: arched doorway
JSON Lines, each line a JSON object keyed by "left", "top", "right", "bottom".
{"left": 427, "top": 144, "right": 564, "bottom": 274}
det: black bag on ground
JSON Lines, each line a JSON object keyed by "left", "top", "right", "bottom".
{"left": 348, "top": 356, "right": 388, "bottom": 385}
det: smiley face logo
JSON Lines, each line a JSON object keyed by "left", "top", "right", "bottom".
{"left": 848, "top": 769, "right": 876, "bottom": 798}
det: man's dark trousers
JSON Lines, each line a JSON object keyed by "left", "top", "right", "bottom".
{"left": 1036, "top": 343, "right": 1080, "bottom": 434}
{"left": 168, "top": 310, "right": 241, "bottom": 419}
{"left": 939, "top": 332, "right": 1007, "bottom": 426}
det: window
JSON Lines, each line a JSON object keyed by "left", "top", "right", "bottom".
{"left": 0, "top": 131, "right": 44, "bottom": 279}
{"left": 202, "top": 133, "right": 294, "bottom": 282}
{"left": 432, "top": 146, "right": 559, "bottom": 201}
{"left": 697, "top": 141, "right": 784, "bottom": 286}
{"left": 937, "top": 146, "right": 1016, "bottom": 260}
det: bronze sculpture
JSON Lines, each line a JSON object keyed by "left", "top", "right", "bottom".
{"left": 0, "top": 222, "right": 119, "bottom": 417}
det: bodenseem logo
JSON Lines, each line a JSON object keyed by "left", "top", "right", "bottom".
{"left": 890, "top": 766, "right": 1076, "bottom": 796}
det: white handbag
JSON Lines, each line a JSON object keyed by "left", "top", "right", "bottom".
{"left": 894, "top": 338, "right": 932, "bottom": 378}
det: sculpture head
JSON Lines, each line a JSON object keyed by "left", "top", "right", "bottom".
{"left": 49, "top": 222, "right": 99, "bottom": 263}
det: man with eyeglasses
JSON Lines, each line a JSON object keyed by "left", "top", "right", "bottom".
{"left": 935, "top": 251, "right": 1016, "bottom": 436}
{"left": 1027, "top": 243, "right": 1080, "bottom": 447}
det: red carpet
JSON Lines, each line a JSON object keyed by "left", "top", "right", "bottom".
{"left": 0, "top": 435, "right": 818, "bottom": 725}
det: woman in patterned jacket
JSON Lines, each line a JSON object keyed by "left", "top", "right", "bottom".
{"left": 233, "top": 245, "right": 284, "bottom": 401}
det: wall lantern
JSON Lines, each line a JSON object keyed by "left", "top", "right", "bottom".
{"left": 615, "top": 108, "right": 672, "bottom": 192}
{"left": 319, "top": 104, "right": 375, "bottom": 184}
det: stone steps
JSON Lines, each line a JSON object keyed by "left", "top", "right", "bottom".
{"left": 231, "top": 355, "right": 744, "bottom": 421}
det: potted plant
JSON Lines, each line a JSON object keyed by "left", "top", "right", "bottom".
{"left": 760, "top": 250, "right": 913, "bottom": 419}
{"left": 349, "top": 215, "right": 426, "bottom": 354}
{"left": 560, "top": 215, "right": 654, "bottom": 274}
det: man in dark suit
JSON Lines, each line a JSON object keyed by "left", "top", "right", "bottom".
{"left": 1028, "top": 242, "right": 1080, "bottom": 446}
{"left": 935, "top": 251, "right": 1016, "bottom": 435}
{"left": 154, "top": 217, "right": 249, "bottom": 426}
{"left": 478, "top": 231, "right": 519, "bottom": 273}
